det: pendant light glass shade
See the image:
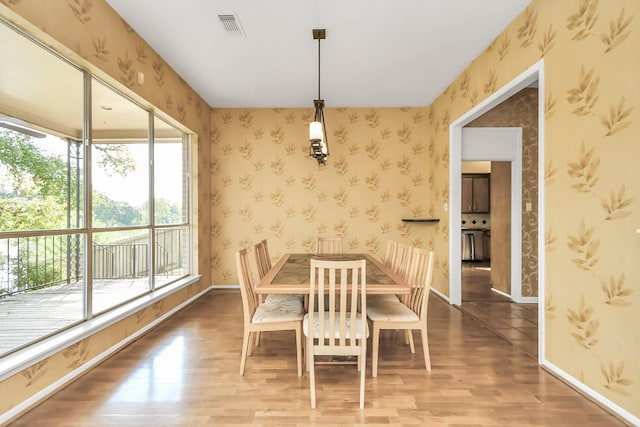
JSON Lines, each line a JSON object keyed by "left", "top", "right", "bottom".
{"left": 309, "top": 121, "right": 323, "bottom": 142}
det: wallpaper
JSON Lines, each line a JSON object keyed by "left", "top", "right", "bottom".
{"left": 2, "top": 0, "right": 639, "bottom": 422}
{"left": 0, "top": 0, "right": 211, "bottom": 419}
{"left": 428, "top": 0, "right": 639, "bottom": 417}
{"left": 467, "top": 88, "right": 539, "bottom": 297}
{"left": 210, "top": 107, "right": 446, "bottom": 287}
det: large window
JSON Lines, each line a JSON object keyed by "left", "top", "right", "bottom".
{"left": 0, "top": 20, "right": 192, "bottom": 356}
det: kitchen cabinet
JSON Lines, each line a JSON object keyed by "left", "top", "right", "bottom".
{"left": 462, "top": 174, "right": 490, "bottom": 213}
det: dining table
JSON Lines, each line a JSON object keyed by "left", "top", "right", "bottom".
{"left": 255, "top": 253, "right": 411, "bottom": 296}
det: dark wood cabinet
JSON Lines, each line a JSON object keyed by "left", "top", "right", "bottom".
{"left": 461, "top": 174, "right": 490, "bottom": 213}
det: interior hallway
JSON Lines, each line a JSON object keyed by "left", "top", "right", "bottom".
{"left": 459, "top": 262, "right": 538, "bottom": 358}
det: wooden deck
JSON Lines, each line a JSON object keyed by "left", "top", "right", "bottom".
{"left": 0, "top": 276, "right": 179, "bottom": 356}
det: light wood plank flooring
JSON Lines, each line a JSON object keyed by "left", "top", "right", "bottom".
{"left": 460, "top": 262, "right": 538, "bottom": 357}
{"left": 8, "top": 289, "right": 626, "bottom": 426}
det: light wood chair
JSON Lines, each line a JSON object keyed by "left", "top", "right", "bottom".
{"left": 367, "top": 248, "right": 435, "bottom": 377}
{"left": 316, "top": 236, "right": 343, "bottom": 254}
{"left": 253, "top": 238, "right": 272, "bottom": 279}
{"left": 391, "top": 242, "right": 412, "bottom": 279}
{"left": 304, "top": 258, "right": 368, "bottom": 409}
{"left": 382, "top": 239, "right": 398, "bottom": 268}
{"left": 369, "top": 241, "right": 403, "bottom": 308}
{"left": 236, "top": 248, "right": 304, "bottom": 377}
{"left": 254, "top": 240, "right": 304, "bottom": 312}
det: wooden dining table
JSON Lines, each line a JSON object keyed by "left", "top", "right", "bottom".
{"left": 255, "top": 253, "right": 411, "bottom": 295}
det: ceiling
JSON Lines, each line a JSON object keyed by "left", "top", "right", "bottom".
{"left": 105, "top": 0, "right": 532, "bottom": 109}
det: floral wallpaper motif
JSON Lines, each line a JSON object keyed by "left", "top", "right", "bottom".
{"left": 427, "top": 0, "right": 639, "bottom": 418}
{"left": 210, "top": 107, "right": 446, "bottom": 287}
{"left": 467, "top": 88, "right": 539, "bottom": 297}
{"left": 0, "top": 0, "right": 210, "bottom": 419}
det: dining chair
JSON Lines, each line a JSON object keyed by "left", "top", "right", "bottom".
{"left": 370, "top": 241, "right": 409, "bottom": 307}
{"left": 235, "top": 248, "right": 304, "bottom": 377}
{"left": 304, "top": 258, "right": 368, "bottom": 409}
{"left": 392, "top": 242, "right": 412, "bottom": 279}
{"left": 253, "top": 238, "right": 303, "bottom": 296}
{"left": 367, "top": 247, "right": 435, "bottom": 377}
{"left": 382, "top": 239, "right": 397, "bottom": 268}
{"left": 316, "top": 236, "right": 343, "bottom": 254}
{"left": 253, "top": 238, "right": 272, "bottom": 279}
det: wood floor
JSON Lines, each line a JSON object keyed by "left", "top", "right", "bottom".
{"left": 8, "top": 289, "right": 626, "bottom": 426}
{"left": 459, "top": 262, "right": 538, "bottom": 357}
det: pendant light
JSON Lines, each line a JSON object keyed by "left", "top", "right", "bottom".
{"left": 309, "top": 28, "right": 329, "bottom": 165}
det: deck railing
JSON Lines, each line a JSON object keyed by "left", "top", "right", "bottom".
{"left": 0, "top": 229, "right": 183, "bottom": 297}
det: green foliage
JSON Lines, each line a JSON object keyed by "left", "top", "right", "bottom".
{"left": 92, "top": 192, "right": 143, "bottom": 227}
{"left": 10, "top": 248, "right": 64, "bottom": 291}
{"left": 0, "top": 197, "right": 66, "bottom": 231}
{"left": 143, "top": 197, "right": 182, "bottom": 225}
{"left": 0, "top": 130, "right": 69, "bottom": 201}
{"left": 94, "top": 144, "right": 136, "bottom": 177}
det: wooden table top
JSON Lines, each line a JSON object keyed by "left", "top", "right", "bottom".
{"left": 256, "top": 253, "right": 411, "bottom": 295}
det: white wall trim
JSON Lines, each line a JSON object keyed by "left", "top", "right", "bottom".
{"left": 429, "top": 287, "right": 450, "bottom": 303}
{"left": 490, "top": 287, "right": 512, "bottom": 299}
{"left": 542, "top": 360, "right": 640, "bottom": 427}
{"left": 513, "top": 296, "right": 539, "bottom": 304}
{"left": 536, "top": 58, "right": 547, "bottom": 365}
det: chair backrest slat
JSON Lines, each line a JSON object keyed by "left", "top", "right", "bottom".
{"left": 405, "top": 247, "right": 435, "bottom": 320}
{"left": 392, "top": 243, "right": 412, "bottom": 279}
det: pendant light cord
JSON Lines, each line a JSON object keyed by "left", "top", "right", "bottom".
{"left": 317, "top": 37, "right": 321, "bottom": 99}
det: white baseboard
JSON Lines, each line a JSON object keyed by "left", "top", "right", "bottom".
{"left": 541, "top": 359, "right": 639, "bottom": 426}
{"left": 430, "top": 287, "right": 450, "bottom": 303}
{"left": 490, "top": 287, "right": 511, "bottom": 299}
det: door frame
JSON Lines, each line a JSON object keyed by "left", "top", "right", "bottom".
{"left": 448, "top": 59, "right": 545, "bottom": 360}
{"left": 461, "top": 127, "right": 523, "bottom": 302}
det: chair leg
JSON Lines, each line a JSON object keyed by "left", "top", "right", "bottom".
{"left": 359, "top": 341, "right": 366, "bottom": 409}
{"left": 308, "top": 337, "right": 316, "bottom": 409}
{"left": 247, "top": 331, "right": 254, "bottom": 356}
{"left": 421, "top": 327, "right": 431, "bottom": 371}
{"left": 240, "top": 328, "right": 250, "bottom": 376}
{"left": 372, "top": 324, "right": 380, "bottom": 378}
{"left": 295, "top": 325, "right": 302, "bottom": 377}
{"left": 407, "top": 329, "right": 415, "bottom": 353}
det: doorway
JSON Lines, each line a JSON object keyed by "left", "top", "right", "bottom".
{"left": 449, "top": 60, "right": 544, "bottom": 360}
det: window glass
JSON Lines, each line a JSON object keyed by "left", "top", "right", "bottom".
{"left": 92, "top": 229, "right": 150, "bottom": 314}
{"left": 0, "top": 21, "right": 86, "bottom": 357}
{"left": 0, "top": 19, "right": 192, "bottom": 357}
{"left": 91, "top": 79, "right": 149, "bottom": 228}
{"left": 154, "top": 226, "right": 189, "bottom": 288}
{"left": 153, "top": 117, "right": 187, "bottom": 225}
{"left": 0, "top": 22, "right": 84, "bottom": 232}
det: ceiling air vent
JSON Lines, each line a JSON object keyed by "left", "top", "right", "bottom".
{"left": 218, "top": 14, "right": 245, "bottom": 37}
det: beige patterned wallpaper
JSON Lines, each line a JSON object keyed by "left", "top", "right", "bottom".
{"left": 210, "top": 107, "right": 447, "bottom": 288}
{"left": 0, "top": 0, "right": 210, "bottom": 419}
{"left": 2, "top": 0, "right": 639, "bottom": 422}
{"left": 427, "top": 0, "right": 639, "bottom": 418}
{"left": 467, "top": 87, "right": 539, "bottom": 297}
